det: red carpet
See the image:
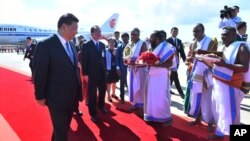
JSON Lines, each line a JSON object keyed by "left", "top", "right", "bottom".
{"left": 0, "top": 67, "right": 229, "bottom": 141}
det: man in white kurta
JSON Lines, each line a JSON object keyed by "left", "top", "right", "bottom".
{"left": 188, "top": 36, "right": 214, "bottom": 123}
{"left": 187, "top": 24, "right": 217, "bottom": 127}
{"left": 208, "top": 27, "right": 249, "bottom": 139}
{"left": 144, "top": 31, "right": 175, "bottom": 125}
{"left": 124, "top": 28, "right": 148, "bottom": 109}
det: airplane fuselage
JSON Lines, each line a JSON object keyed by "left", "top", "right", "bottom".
{"left": 0, "top": 24, "right": 55, "bottom": 44}
{"left": 0, "top": 13, "right": 119, "bottom": 45}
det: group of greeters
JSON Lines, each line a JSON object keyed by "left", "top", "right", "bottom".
{"left": 183, "top": 23, "right": 249, "bottom": 140}
{"left": 31, "top": 12, "right": 249, "bottom": 141}
{"left": 123, "top": 23, "right": 250, "bottom": 140}
{"left": 183, "top": 6, "right": 250, "bottom": 140}
{"left": 120, "top": 22, "right": 249, "bottom": 140}
{"left": 123, "top": 27, "right": 183, "bottom": 128}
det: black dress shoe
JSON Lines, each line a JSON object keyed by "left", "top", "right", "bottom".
{"left": 170, "top": 90, "right": 175, "bottom": 94}
{"left": 91, "top": 116, "right": 98, "bottom": 122}
{"left": 188, "top": 120, "right": 201, "bottom": 126}
{"left": 108, "top": 99, "right": 113, "bottom": 103}
{"left": 75, "top": 111, "right": 83, "bottom": 116}
{"left": 180, "top": 94, "right": 185, "bottom": 99}
{"left": 111, "top": 95, "right": 119, "bottom": 99}
{"left": 208, "top": 122, "right": 213, "bottom": 132}
{"left": 99, "top": 108, "right": 108, "bottom": 114}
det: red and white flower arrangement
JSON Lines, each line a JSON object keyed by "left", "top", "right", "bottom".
{"left": 136, "top": 51, "right": 160, "bottom": 65}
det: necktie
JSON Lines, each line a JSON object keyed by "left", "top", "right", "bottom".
{"left": 175, "top": 39, "right": 179, "bottom": 64}
{"left": 65, "top": 42, "right": 75, "bottom": 65}
{"left": 96, "top": 42, "right": 99, "bottom": 51}
{"left": 175, "top": 38, "right": 178, "bottom": 47}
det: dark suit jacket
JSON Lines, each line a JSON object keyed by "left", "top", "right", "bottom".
{"left": 33, "top": 34, "right": 82, "bottom": 109}
{"left": 81, "top": 39, "right": 106, "bottom": 77}
{"left": 115, "top": 40, "right": 123, "bottom": 48}
{"left": 115, "top": 43, "right": 127, "bottom": 71}
{"left": 24, "top": 43, "right": 36, "bottom": 60}
{"left": 166, "top": 37, "right": 186, "bottom": 63}
{"left": 236, "top": 34, "right": 247, "bottom": 41}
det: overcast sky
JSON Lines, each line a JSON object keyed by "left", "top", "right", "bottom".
{"left": 0, "top": 0, "right": 249, "bottom": 42}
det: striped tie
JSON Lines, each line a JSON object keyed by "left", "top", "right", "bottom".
{"left": 65, "top": 42, "right": 75, "bottom": 65}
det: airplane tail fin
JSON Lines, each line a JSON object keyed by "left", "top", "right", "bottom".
{"left": 100, "top": 13, "right": 119, "bottom": 33}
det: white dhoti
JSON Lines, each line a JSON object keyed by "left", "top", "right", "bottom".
{"left": 211, "top": 78, "right": 244, "bottom": 136}
{"left": 210, "top": 41, "right": 247, "bottom": 136}
{"left": 144, "top": 67, "right": 172, "bottom": 122}
{"left": 187, "top": 36, "right": 214, "bottom": 121}
{"left": 189, "top": 61, "right": 213, "bottom": 123}
{"left": 127, "top": 66, "right": 147, "bottom": 108}
{"left": 189, "top": 86, "right": 213, "bottom": 123}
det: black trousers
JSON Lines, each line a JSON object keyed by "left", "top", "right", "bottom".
{"left": 29, "top": 59, "right": 33, "bottom": 76}
{"left": 74, "top": 102, "right": 80, "bottom": 113}
{"left": 88, "top": 74, "right": 107, "bottom": 117}
{"left": 170, "top": 71, "right": 184, "bottom": 96}
{"left": 119, "top": 68, "right": 127, "bottom": 101}
{"left": 48, "top": 105, "right": 75, "bottom": 141}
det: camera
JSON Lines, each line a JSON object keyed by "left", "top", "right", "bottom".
{"left": 220, "top": 5, "right": 232, "bottom": 19}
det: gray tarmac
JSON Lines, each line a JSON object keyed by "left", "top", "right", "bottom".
{"left": 0, "top": 52, "right": 249, "bottom": 124}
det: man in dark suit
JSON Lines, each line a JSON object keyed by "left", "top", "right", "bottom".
{"left": 116, "top": 32, "right": 129, "bottom": 103}
{"left": 81, "top": 25, "right": 108, "bottom": 122}
{"left": 33, "top": 13, "right": 82, "bottom": 141}
{"left": 236, "top": 21, "right": 248, "bottom": 41}
{"left": 114, "top": 31, "right": 123, "bottom": 48}
{"left": 23, "top": 36, "right": 36, "bottom": 77}
{"left": 167, "top": 27, "right": 186, "bottom": 99}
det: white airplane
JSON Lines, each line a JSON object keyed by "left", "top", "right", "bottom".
{"left": 0, "top": 13, "right": 119, "bottom": 44}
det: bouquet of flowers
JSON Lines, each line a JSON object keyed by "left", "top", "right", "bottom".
{"left": 136, "top": 51, "right": 160, "bottom": 65}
